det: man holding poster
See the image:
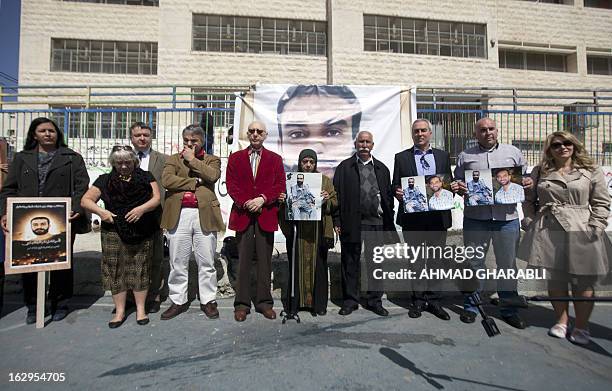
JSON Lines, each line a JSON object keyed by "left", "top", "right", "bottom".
{"left": 393, "top": 119, "right": 453, "bottom": 320}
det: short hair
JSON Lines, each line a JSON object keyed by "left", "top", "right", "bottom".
{"left": 276, "top": 85, "right": 362, "bottom": 142}
{"left": 108, "top": 147, "right": 139, "bottom": 169}
{"left": 31, "top": 216, "right": 50, "bottom": 225}
{"left": 494, "top": 168, "right": 511, "bottom": 177}
{"left": 408, "top": 177, "right": 415, "bottom": 182}
{"left": 130, "top": 121, "right": 152, "bottom": 136}
{"left": 354, "top": 130, "right": 374, "bottom": 143}
{"left": 182, "top": 124, "right": 205, "bottom": 140}
{"left": 24, "top": 117, "right": 68, "bottom": 151}
{"left": 412, "top": 118, "right": 433, "bottom": 132}
{"left": 427, "top": 175, "right": 442, "bottom": 184}
{"left": 297, "top": 173, "right": 304, "bottom": 179}
{"left": 472, "top": 170, "right": 480, "bottom": 175}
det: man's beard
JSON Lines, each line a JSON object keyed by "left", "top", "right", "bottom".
{"left": 33, "top": 229, "right": 49, "bottom": 235}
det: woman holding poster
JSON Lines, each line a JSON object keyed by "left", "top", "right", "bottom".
{"left": 279, "top": 149, "right": 337, "bottom": 316}
{"left": 0, "top": 117, "right": 90, "bottom": 324}
{"left": 81, "top": 146, "right": 161, "bottom": 328}
{"left": 520, "top": 131, "right": 612, "bottom": 345}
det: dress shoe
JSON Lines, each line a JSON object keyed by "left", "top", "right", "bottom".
{"left": 52, "top": 306, "right": 69, "bottom": 322}
{"left": 316, "top": 309, "right": 327, "bottom": 316}
{"left": 502, "top": 314, "right": 527, "bottom": 329}
{"left": 26, "top": 306, "right": 50, "bottom": 324}
{"left": 338, "top": 304, "right": 358, "bottom": 316}
{"left": 136, "top": 317, "right": 150, "bottom": 326}
{"left": 234, "top": 309, "right": 249, "bottom": 322}
{"left": 261, "top": 308, "right": 277, "bottom": 320}
{"left": 160, "top": 303, "right": 188, "bottom": 320}
{"left": 408, "top": 306, "right": 422, "bottom": 319}
{"left": 427, "top": 303, "right": 450, "bottom": 321}
{"left": 146, "top": 300, "right": 161, "bottom": 314}
{"left": 460, "top": 311, "right": 477, "bottom": 324}
{"left": 108, "top": 316, "right": 126, "bottom": 329}
{"left": 201, "top": 301, "right": 219, "bottom": 319}
{"left": 366, "top": 304, "right": 389, "bottom": 317}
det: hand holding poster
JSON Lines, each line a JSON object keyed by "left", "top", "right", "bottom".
{"left": 4, "top": 197, "right": 71, "bottom": 275}
{"left": 285, "top": 172, "right": 322, "bottom": 221}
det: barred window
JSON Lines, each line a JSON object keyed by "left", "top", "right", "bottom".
{"left": 363, "top": 15, "right": 487, "bottom": 59}
{"left": 587, "top": 56, "right": 612, "bottom": 75}
{"left": 499, "top": 49, "right": 568, "bottom": 72}
{"left": 193, "top": 14, "right": 327, "bottom": 56}
{"left": 60, "top": 0, "right": 159, "bottom": 6}
{"left": 51, "top": 38, "right": 158, "bottom": 75}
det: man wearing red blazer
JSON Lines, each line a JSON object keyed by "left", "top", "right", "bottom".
{"left": 227, "top": 120, "right": 286, "bottom": 322}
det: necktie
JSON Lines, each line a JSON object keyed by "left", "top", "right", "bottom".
{"left": 250, "top": 150, "right": 260, "bottom": 178}
{"left": 138, "top": 151, "right": 145, "bottom": 161}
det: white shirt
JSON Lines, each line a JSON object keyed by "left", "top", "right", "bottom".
{"left": 137, "top": 148, "right": 151, "bottom": 171}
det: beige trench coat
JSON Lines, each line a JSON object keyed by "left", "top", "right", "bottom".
{"left": 518, "top": 166, "right": 612, "bottom": 275}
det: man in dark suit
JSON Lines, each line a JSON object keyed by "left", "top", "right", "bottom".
{"left": 130, "top": 122, "right": 167, "bottom": 313}
{"left": 334, "top": 130, "right": 395, "bottom": 317}
{"left": 226, "top": 120, "right": 286, "bottom": 322}
{"left": 392, "top": 118, "right": 452, "bottom": 320}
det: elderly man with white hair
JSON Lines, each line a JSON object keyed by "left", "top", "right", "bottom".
{"left": 333, "top": 130, "right": 395, "bottom": 317}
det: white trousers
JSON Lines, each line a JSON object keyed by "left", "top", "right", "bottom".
{"left": 167, "top": 208, "right": 217, "bottom": 305}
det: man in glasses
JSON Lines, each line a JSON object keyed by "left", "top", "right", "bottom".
{"left": 227, "top": 121, "right": 286, "bottom": 322}
{"left": 451, "top": 117, "right": 533, "bottom": 329}
{"left": 392, "top": 118, "right": 453, "bottom": 321}
{"left": 130, "top": 122, "right": 168, "bottom": 314}
{"left": 276, "top": 85, "right": 362, "bottom": 178}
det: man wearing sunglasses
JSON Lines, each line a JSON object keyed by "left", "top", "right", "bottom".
{"left": 392, "top": 118, "right": 453, "bottom": 321}
{"left": 451, "top": 117, "right": 533, "bottom": 329}
{"left": 227, "top": 121, "right": 286, "bottom": 322}
{"left": 130, "top": 122, "right": 168, "bottom": 314}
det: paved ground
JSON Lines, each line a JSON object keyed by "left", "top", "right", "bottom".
{"left": 0, "top": 294, "right": 611, "bottom": 391}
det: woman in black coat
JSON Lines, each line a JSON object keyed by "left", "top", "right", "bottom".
{"left": 0, "top": 117, "right": 90, "bottom": 324}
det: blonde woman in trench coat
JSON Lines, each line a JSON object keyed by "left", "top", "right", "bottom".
{"left": 519, "top": 131, "right": 612, "bottom": 345}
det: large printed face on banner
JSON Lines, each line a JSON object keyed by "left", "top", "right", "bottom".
{"left": 249, "top": 85, "right": 402, "bottom": 178}
{"left": 276, "top": 86, "right": 360, "bottom": 176}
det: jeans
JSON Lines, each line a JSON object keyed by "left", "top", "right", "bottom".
{"left": 462, "top": 218, "right": 520, "bottom": 317}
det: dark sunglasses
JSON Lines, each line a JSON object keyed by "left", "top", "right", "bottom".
{"left": 550, "top": 140, "right": 573, "bottom": 149}
{"left": 111, "top": 145, "right": 133, "bottom": 152}
{"left": 247, "top": 128, "right": 265, "bottom": 135}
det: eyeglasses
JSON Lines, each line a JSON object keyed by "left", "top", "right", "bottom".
{"left": 247, "top": 128, "right": 265, "bottom": 135}
{"left": 420, "top": 154, "right": 431, "bottom": 170}
{"left": 479, "top": 127, "right": 496, "bottom": 131}
{"left": 550, "top": 140, "right": 573, "bottom": 149}
{"left": 111, "top": 145, "right": 133, "bottom": 152}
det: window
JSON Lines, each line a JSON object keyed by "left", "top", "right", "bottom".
{"left": 363, "top": 15, "right": 487, "bottom": 59}
{"left": 60, "top": 0, "right": 158, "bottom": 6}
{"left": 51, "top": 39, "right": 157, "bottom": 74}
{"left": 587, "top": 56, "right": 612, "bottom": 75}
{"left": 193, "top": 15, "right": 327, "bottom": 56}
{"left": 584, "top": 0, "right": 612, "bottom": 9}
{"left": 499, "top": 49, "right": 569, "bottom": 72}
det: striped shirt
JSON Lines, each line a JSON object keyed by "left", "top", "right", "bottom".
{"left": 428, "top": 189, "right": 455, "bottom": 210}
